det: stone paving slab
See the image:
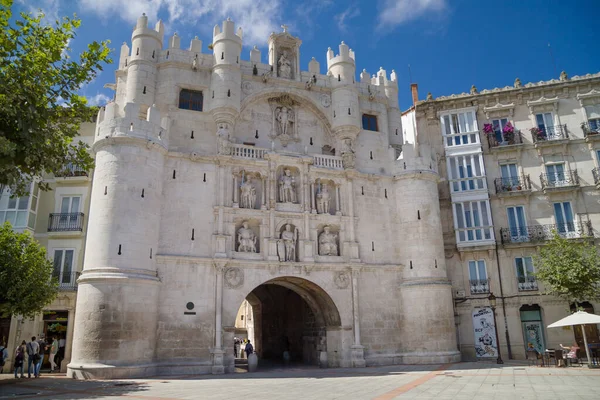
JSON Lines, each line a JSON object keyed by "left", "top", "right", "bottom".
{"left": 1, "top": 362, "right": 600, "bottom": 400}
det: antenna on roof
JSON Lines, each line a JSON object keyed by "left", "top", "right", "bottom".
{"left": 548, "top": 43, "right": 558, "bottom": 78}
{"left": 408, "top": 64, "right": 413, "bottom": 84}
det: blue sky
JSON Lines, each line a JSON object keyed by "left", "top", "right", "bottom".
{"left": 15, "top": 0, "right": 600, "bottom": 110}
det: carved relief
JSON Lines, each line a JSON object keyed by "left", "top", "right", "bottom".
{"left": 239, "top": 171, "right": 256, "bottom": 209}
{"left": 334, "top": 271, "right": 350, "bottom": 289}
{"left": 277, "top": 49, "right": 293, "bottom": 79}
{"left": 278, "top": 169, "right": 297, "bottom": 203}
{"left": 224, "top": 267, "right": 244, "bottom": 289}
{"left": 277, "top": 223, "right": 298, "bottom": 262}
{"left": 269, "top": 95, "right": 300, "bottom": 147}
{"left": 216, "top": 123, "right": 231, "bottom": 155}
{"left": 315, "top": 180, "right": 331, "bottom": 214}
{"left": 237, "top": 221, "right": 257, "bottom": 253}
{"left": 319, "top": 226, "right": 338, "bottom": 256}
{"left": 320, "top": 94, "right": 331, "bottom": 108}
{"left": 340, "top": 138, "right": 355, "bottom": 169}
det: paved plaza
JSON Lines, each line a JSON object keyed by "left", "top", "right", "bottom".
{"left": 1, "top": 362, "right": 600, "bottom": 399}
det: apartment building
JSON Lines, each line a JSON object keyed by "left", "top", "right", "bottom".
{"left": 404, "top": 72, "right": 600, "bottom": 361}
{"left": 0, "top": 123, "right": 94, "bottom": 372}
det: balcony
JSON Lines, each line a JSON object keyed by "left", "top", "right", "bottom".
{"left": 52, "top": 271, "right": 79, "bottom": 291}
{"left": 487, "top": 130, "right": 524, "bottom": 151}
{"left": 494, "top": 175, "right": 531, "bottom": 196}
{"left": 531, "top": 125, "right": 568, "bottom": 143}
{"left": 500, "top": 222, "right": 593, "bottom": 245}
{"left": 313, "top": 154, "right": 343, "bottom": 170}
{"left": 469, "top": 279, "right": 490, "bottom": 294}
{"left": 540, "top": 171, "right": 579, "bottom": 192}
{"left": 517, "top": 276, "right": 538, "bottom": 292}
{"left": 54, "top": 163, "right": 89, "bottom": 178}
{"left": 48, "top": 213, "right": 84, "bottom": 232}
{"left": 230, "top": 143, "right": 267, "bottom": 159}
{"left": 581, "top": 122, "right": 600, "bottom": 138}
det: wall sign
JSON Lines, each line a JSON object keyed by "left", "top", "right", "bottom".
{"left": 472, "top": 307, "right": 498, "bottom": 358}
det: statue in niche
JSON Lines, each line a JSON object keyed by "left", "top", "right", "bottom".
{"left": 276, "top": 106, "right": 294, "bottom": 137}
{"left": 278, "top": 50, "right": 292, "bottom": 79}
{"left": 278, "top": 169, "right": 297, "bottom": 203}
{"left": 239, "top": 172, "right": 256, "bottom": 209}
{"left": 277, "top": 224, "right": 298, "bottom": 262}
{"left": 237, "top": 221, "right": 257, "bottom": 253}
{"left": 318, "top": 226, "right": 338, "bottom": 256}
{"left": 216, "top": 123, "right": 231, "bottom": 155}
{"left": 340, "top": 138, "right": 355, "bottom": 170}
{"left": 316, "top": 181, "right": 331, "bottom": 214}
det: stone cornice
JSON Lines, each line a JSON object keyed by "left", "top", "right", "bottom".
{"left": 483, "top": 102, "right": 515, "bottom": 118}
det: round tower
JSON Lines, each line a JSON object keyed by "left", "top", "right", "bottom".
{"left": 124, "top": 14, "right": 164, "bottom": 110}
{"left": 394, "top": 144, "right": 461, "bottom": 364}
{"left": 384, "top": 70, "right": 403, "bottom": 146}
{"left": 209, "top": 18, "right": 242, "bottom": 126}
{"left": 327, "top": 42, "right": 360, "bottom": 141}
{"left": 67, "top": 106, "right": 166, "bottom": 377}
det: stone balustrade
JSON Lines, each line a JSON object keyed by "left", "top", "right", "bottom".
{"left": 313, "top": 154, "right": 343, "bottom": 170}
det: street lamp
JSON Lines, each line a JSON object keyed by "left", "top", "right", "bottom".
{"left": 488, "top": 293, "right": 504, "bottom": 364}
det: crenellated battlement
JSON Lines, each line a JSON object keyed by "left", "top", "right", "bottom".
{"left": 213, "top": 18, "right": 243, "bottom": 45}
{"left": 131, "top": 13, "right": 164, "bottom": 44}
{"left": 96, "top": 102, "right": 168, "bottom": 147}
{"left": 326, "top": 42, "right": 355, "bottom": 69}
{"left": 394, "top": 142, "right": 438, "bottom": 176}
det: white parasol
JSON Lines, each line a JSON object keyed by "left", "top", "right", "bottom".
{"left": 547, "top": 311, "right": 600, "bottom": 366}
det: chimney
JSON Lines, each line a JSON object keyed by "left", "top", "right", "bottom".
{"left": 411, "top": 83, "right": 419, "bottom": 106}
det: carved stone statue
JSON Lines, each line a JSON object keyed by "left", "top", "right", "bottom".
{"left": 239, "top": 175, "right": 256, "bottom": 209}
{"left": 278, "top": 51, "right": 292, "bottom": 79}
{"left": 192, "top": 54, "right": 198, "bottom": 71}
{"left": 340, "top": 138, "right": 355, "bottom": 170}
{"left": 278, "top": 169, "right": 297, "bottom": 203}
{"left": 560, "top": 71, "right": 568, "bottom": 81}
{"left": 276, "top": 106, "right": 294, "bottom": 137}
{"left": 278, "top": 224, "right": 298, "bottom": 262}
{"left": 514, "top": 77, "right": 522, "bottom": 88}
{"left": 216, "top": 124, "right": 231, "bottom": 155}
{"left": 316, "top": 182, "right": 331, "bottom": 214}
{"left": 237, "top": 221, "right": 257, "bottom": 253}
{"left": 318, "top": 226, "right": 338, "bottom": 256}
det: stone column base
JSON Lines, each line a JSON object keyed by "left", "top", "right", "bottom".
{"left": 351, "top": 345, "right": 366, "bottom": 368}
{"left": 211, "top": 348, "right": 225, "bottom": 375}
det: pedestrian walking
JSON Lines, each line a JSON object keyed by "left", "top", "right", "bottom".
{"left": 244, "top": 340, "right": 254, "bottom": 356}
{"left": 49, "top": 336, "right": 59, "bottom": 372}
{"left": 56, "top": 334, "right": 65, "bottom": 369}
{"left": 14, "top": 341, "right": 26, "bottom": 378}
{"left": 36, "top": 336, "right": 47, "bottom": 377}
{"left": 0, "top": 342, "right": 8, "bottom": 373}
{"left": 26, "top": 336, "right": 40, "bottom": 378}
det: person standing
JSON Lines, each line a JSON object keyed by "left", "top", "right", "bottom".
{"left": 49, "top": 336, "right": 59, "bottom": 373}
{"left": 26, "top": 336, "right": 39, "bottom": 378}
{"left": 244, "top": 340, "right": 254, "bottom": 357}
{"left": 36, "top": 336, "right": 47, "bottom": 377}
{"left": 0, "top": 342, "right": 8, "bottom": 373}
{"left": 14, "top": 341, "right": 26, "bottom": 378}
{"left": 57, "top": 334, "right": 66, "bottom": 368}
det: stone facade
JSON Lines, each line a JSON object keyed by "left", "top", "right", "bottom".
{"left": 404, "top": 73, "right": 600, "bottom": 362}
{"left": 66, "top": 16, "right": 459, "bottom": 379}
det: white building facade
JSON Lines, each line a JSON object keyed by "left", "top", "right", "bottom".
{"left": 67, "top": 16, "right": 460, "bottom": 379}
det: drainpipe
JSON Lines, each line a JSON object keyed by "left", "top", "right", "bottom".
{"left": 494, "top": 241, "right": 513, "bottom": 359}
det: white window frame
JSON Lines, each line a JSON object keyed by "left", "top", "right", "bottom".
{"left": 553, "top": 201, "right": 577, "bottom": 237}
{"left": 491, "top": 117, "right": 510, "bottom": 144}
{"left": 468, "top": 260, "right": 489, "bottom": 294}
{"left": 52, "top": 248, "right": 77, "bottom": 286}
{"left": 0, "top": 184, "right": 36, "bottom": 229}
{"left": 515, "top": 256, "right": 537, "bottom": 291}
{"left": 440, "top": 109, "right": 480, "bottom": 147}
{"left": 447, "top": 154, "right": 487, "bottom": 193}
{"left": 506, "top": 205, "right": 528, "bottom": 242}
{"left": 453, "top": 200, "right": 494, "bottom": 243}
{"left": 545, "top": 162, "right": 568, "bottom": 187}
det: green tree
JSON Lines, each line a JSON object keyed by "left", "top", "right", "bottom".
{"left": 0, "top": 222, "right": 58, "bottom": 318}
{"left": 534, "top": 232, "right": 600, "bottom": 303}
{"left": 0, "top": 0, "right": 111, "bottom": 196}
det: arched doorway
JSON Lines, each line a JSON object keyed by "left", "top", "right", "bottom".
{"left": 234, "top": 276, "right": 342, "bottom": 367}
{"left": 570, "top": 302, "right": 600, "bottom": 349}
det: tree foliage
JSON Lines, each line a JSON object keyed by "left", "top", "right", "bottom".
{"left": 534, "top": 232, "right": 600, "bottom": 303}
{"left": 0, "top": 0, "right": 111, "bottom": 196}
{"left": 0, "top": 222, "right": 58, "bottom": 318}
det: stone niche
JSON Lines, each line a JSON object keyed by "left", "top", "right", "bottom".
{"left": 313, "top": 178, "right": 338, "bottom": 215}
{"left": 234, "top": 170, "right": 266, "bottom": 210}
{"left": 276, "top": 166, "right": 302, "bottom": 212}
{"left": 315, "top": 224, "right": 343, "bottom": 263}
{"left": 275, "top": 222, "right": 300, "bottom": 262}
{"left": 232, "top": 218, "right": 262, "bottom": 260}
{"left": 268, "top": 27, "right": 301, "bottom": 81}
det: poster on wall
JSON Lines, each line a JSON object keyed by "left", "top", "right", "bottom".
{"left": 472, "top": 307, "right": 498, "bottom": 358}
{"left": 523, "top": 321, "right": 545, "bottom": 354}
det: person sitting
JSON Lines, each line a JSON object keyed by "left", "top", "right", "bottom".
{"left": 560, "top": 343, "right": 580, "bottom": 366}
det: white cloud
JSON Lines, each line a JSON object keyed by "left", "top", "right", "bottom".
{"left": 377, "top": 0, "right": 447, "bottom": 30}
{"left": 334, "top": 5, "right": 360, "bottom": 32}
{"left": 86, "top": 93, "right": 111, "bottom": 106}
{"left": 17, "top": 0, "right": 61, "bottom": 24}
{"left": 77, "top": 0, "right": 283, "bottom": 46}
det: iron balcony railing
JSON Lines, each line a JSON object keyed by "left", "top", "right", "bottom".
{"left": 531, "top": 124, "right": 568, "bottom": 143}
{"left": 500, "top": 221, "right": 593, "bottom": 244}
{"left": 487, "top": 130, "right": 524, "bottom": 148}
{"left": 581, "top": 122, "right": 600, "bottom": 137}
{"left": 52, "top": 271, "right": 79, "bottom": 291}
{"left": 54, "top": 163, "right": 89, "bottom": 178}
{"left": 494, "top": 175, "right": 531, "bottom": 194}
{"left": 48, "top": 213, "right": 84, "bottom": 232}
{"left": 517, "top": 276, "right": 538, "bottom": 292}
{"left": 593, "top": 168, "right": 600, "bottom": 185}
{"left": 469, "top": 279, "right": 490, "bottom": 294}
{"left": 540, "top": 170, "right": 579, "bottom": 190}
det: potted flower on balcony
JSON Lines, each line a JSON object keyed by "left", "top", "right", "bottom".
{"left": 483, "top": 123, "right": 495, "bottom": 135}
{"left": 502, "top": 122, "right": 515, "bottom": 144}
{"left": 530, "top": 127, "right": 545, "bottom": 142}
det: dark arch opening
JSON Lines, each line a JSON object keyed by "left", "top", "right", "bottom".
{"left": 234, "top": 277, "right": 341, "bottom": 368}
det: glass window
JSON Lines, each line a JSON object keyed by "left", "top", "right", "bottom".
{"left": 178, "top": 89, "right": 203, "bottom": 111}
{"left": 52, "top": 249, "right": 75, "bottom": 284}
{"left": 362, "top": 114, "right": 378, "bottom": 131}
{"left": 0, "top": 192, "right": 30, "bottom": 228}
{"left": 515, "top": 257, "right": 534, "bottom": 280}
{"left": 468, "top": 260, "right": 487, "bottom": 280}
{"left": 545, "top": 164, "right": 566, "bottom": 186}
{"left": 440, "top": 110, "right": 478, "bottom": 147}
{"left": 492, "top": 118, "right": 509, "bottom": 143}
{"left": 507, "top": 206, "right": 527, "bottom": 241}
{"left": 454, "top": 200, "right": 493, "bottom": 243}
{"left": 554, "top": 202, "right": 574, "bottom": 233}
